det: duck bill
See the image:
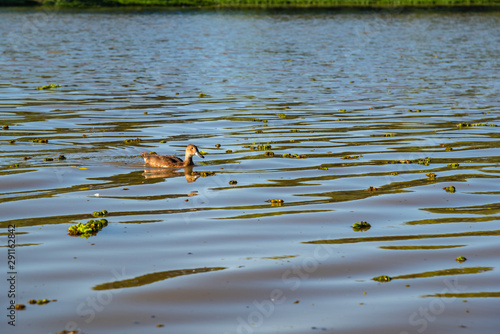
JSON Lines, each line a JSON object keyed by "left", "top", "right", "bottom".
{"left": 195, "top": 150, "right": 204, "bottom": 159}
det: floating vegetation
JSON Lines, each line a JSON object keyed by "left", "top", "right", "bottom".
{"left": 339, "top": 109, "right": 346, "bottom": 112}
{"left": 198, "top": 93, "right": 210, "bottom": 98}
{"left": 448, "top": 163, "right": 459, "bottom": 168}
{"left": 28, "top": 298, "right": 50, "bottom": 305}
{"left": 58, "top": 154, "right": 66, "bottom": 160}
{"left": 390, "top": 171, "right": 399, "bottom": 175}
{"left": 278, "top": 113, "right": 287, "bottom": 118}
{"left": 352, "top": 221, "right": 371, "bottom": 232}
{"left": 10, "top": 163, "right": 21, "bottom": 168}
{"left": 229, "top": 180, "right": 237, "bottom": 185}
{"left": 2, "top": 125, "right": 9, "bottom": 130}
{"left": 365, "top": 186, "right": 378, "bottom": 192}
{"left": 226, "top": 149, "right": 232, "bottom": 153}
{"left": 264, "top": 151, "right": 274, "bottom": 157}
{"left": 36, "top": 84, "right": 62, "bottom": 90}
{"left": 92, "top": 210, "right": 108, "bottom": 218}
{"left": 282, "top": 153, "right": 307, "bottom": 159}
{"left": 68, "top": 219, "right": 108, "bottom": 238}
{"left": 342, "top": 155, "right": 359, "bottom": 160}
{"left": 200, "top": 150, "right": 208, "bottom": 155}
{"left": 160, "top": 140, "right": 166, "bottom": 143}
{"left": 318, "top": 166, "right": 328, "bottom": 170}
{"left": 149, "top": 151, "right": 157, "bottom": 155}
{"left": 256, "top": 129, "right": 263, "bottom": 133}
{"left": 456, "top": 122, "right": 497, "bottom": 128}
{"left": 251, "top": 144, "right": 272, "bottom": 151}
{"left": 15, "top": 304, "right": 25, "bottom": 310}
{"left": 370, "top": 133, "right": 395, "bottom": 137}
{"left": 266, "top": 199, "right": 284, "bottom": 206}
{"left": 456, "top": 256, "right": 467, "bottom": 263}
{"left": 215, "top": 144, "right": 221, "bottom": 148}
{"left": 44, "top": 158, "right": 54, "bottom": 161}
{"left": 252, "top": 118, "right": 267, "bottom": 123}
{"left": 29, "top": 138, "right": 49, "bottom": 143}
{"left": 408, "top": 109, "right": 422, "bottom": 112}
{"left": 192, "top": 171, "right": 215, "bottom": 177}
{"left": 426, "top": 172, "right": 437, "bottom": 180}
{"left": 9, "top": 140, "right": 15, "bottom": 144}
{"left": 443, "top": 186, "right": 456, "bottom": 193}
{"left": 290, "top": 129, "right": 299, "bottom": 132}
{"left": 124, "top": 138, "right": 141, "bottom": 144}
{"left": 372, "top": 275, "right": 392, "bottom": 282}
{"left": 389, "top": 157, "right": 431, "bottom": 165}
{"left": 445, "top": 146, "right": 453, "bottom": 151}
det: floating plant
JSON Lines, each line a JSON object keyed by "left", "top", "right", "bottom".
{"left": 29, "top": 138, "right": 49, "bottom": 143}
{"left": 282, "top": 153, "right": 307, "bottom": 159}
{"left": 36, "top": 84, "right": 62, "bottom": 90}
{"left": 278, "top": 113, "right": 287, "bottom": 118}
{"left": 28, "top": 298, "right": 50, "bottom": 305}
{"left": 2, "top": 125, "right": 9, "bottom": 130}
{"left": 215, "top": 144, "right": 221, "bottom": 148}
{"left": 365, "top": 186, "right": 378, "bottom": 192}
{"left": 352, "top": 221, "right": 371, "bottom": 231}
{"left": 229, "top": 180, "right": 237, "bottom": 185}
{"left": 91, "top": 210, "right": 108, "bottom": 218}
{"left": 44, "top": 158, "right": 53, "bottom": 161}
{"left": 124, "top": 138, "right": 141, "bottom": 144}
{"left": 448, "top": 163, "right": 459, "bottom": 168}
{"left": 372, "top": 275, "right": 392, "bottom": 282}
{"left": 457, "top": 122, "right": 497, "bottom": 128}
{"left": 264, "top": 151, "right": 274, "bottom": 157}
{"left": 266, "top": 199, "right": 284, "bottom": 206}
{"left": 198, "top": 93, "right": 210, "bottom": 98}
{"left": 445, "top": 146, "right": 453, "bottom": 151}
{"left": 15, "top": 304, "right": 25, "bottom": 310}
{"left": 226, "top": 150, "right": 232, "bottom": 153}
{"left": 443, "top": 186, "right": 456, "bottom": 193}
{"left": 192, "top": 171, "right": 215, "bottom": 177}
{"left": 318, "top": 166, "right": 328, "bottom": 170}
{"left": 456, "top": 256, "right": 467, "bottom": 263}
{"left": 342, "top": 155, "right": 359, "bottom": 160}
{"left": 390, "top": 171, "right": 399, "bottom": 175}
{"left": 426, "top": 172, "right": 437, "bottom": 180}
{"left": 58, "top": 154, "right": 66, "bottom": 160}
{"left": 408, "top": 109, "right": 422, "bottom": 112}
{"left": 9, "top": 140, "right": 15, "bottom": 144}
{"left": 68, "top": 219, "right": 108, "bottom": 238}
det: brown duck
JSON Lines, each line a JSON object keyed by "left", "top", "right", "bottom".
{"left": 140, "top": 144, "right": 204, "bottom": 168}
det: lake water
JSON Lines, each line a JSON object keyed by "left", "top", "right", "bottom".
{"left": 1, "top": 7, "right": 499, "bottom": 334}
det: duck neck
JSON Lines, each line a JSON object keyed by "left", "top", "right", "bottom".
{"left": 183, "top": 154, "right": 194, "bottom": 166}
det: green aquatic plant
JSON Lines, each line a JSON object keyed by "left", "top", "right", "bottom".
{"left": 264, "top": 151, "right": 275, "bottom": 157}
{"left": 36, "top": 84, "right": 62, "bottom": 90}
{"left": 198, "top": 93, "right": 210, "bottom": 98}
{"left": 390, "top": 171, "right": 399, "bottom": 175}
{"left": 278, "top": 113, "right": 287, "bottom": 118}
{"left": 456, "top": 256, "right": 467, "bottom": 263}
{"left": 426, "top": 172, "right": 436, "bottom": 180}
{"left": 30, "top": 138, "right": 49, "bottom": 143}
{"left": 417, "top": 157, "right": 431, "bottom": 165}
{"left": 160, "top": 140, "right": 166, "bottom": 143}
{"left": 443, "top": 186, "right": 456, "bottom": 193}
{"left": 149, "top": 151, "right": 157, "bottom": 155}
{"left": 124, "top": 138, "right": 141, "bottom": 144}
{"left": 226, "top": 149, "right": 232, "bottom": 153}
{"left": 8, "top": 140, "right": 15, "bottom": 144}
{"left": 44, "top": 158, "right": 53, "bottom": 161}
{"left": 58, "top": 154, "right": 66, "bottom": 160}
{"left": 352, "top": 221, "right": 371, "bottom": 231}
{"left": 408, "top": 109, "right": 422, "bottom": 112}
{"left": 229, "top": 180, "right": 237, "bottom": 185}
{"left": 198, "top": 171, "right": 215, "bottom": 177}
{"left": 215, "top": 144, "right": 221, "bottom": 148}
{"left": 365, "top": 186, "right": 378, "bottom": 192}
{"left": 457, "top": 122, "right": 498, "bottom": 128}
{"left": 339, "top": 109, "right": 346, "bottom": 112}
{"left": 282, "top": 153, "right": 307, "bottom": 159}
{"left": 448, "top": 163, "right": 460, "bottom": 168}
{"left": 318, "top": 166, "right": 328, "bottom": 170}
{"left": 2, "top": 125, "right": 9, "bottom": 130}
{"left": 445, "top": 146, "right": 453, "bottom": 151}
{"left": 15, "top": 304, "right": 25, "bottom": 310}
{"left": 68, "top": 219, "right": 108, "bottom": 238}
{"left": 372, "top": 275, "right": 392, "bottom": 282}
{"left": 91, "top": 210, "right": 108, "bottom": 218}
{"left": 342, "top": 155, "right": 359, "bottom": 160}
{"left": 266, "top": 199, "right": 284, "bottom": 206}
{"left": 29, "top": 298, "right": 50, "bottom": 305}
{"left": 256, "top": 129, "right": 263, "bottom": 133}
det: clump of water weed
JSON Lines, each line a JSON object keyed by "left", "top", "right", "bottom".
{"left": 28, "top": 298, "right": 51, "bottom": 305}
{"left": 445, "top": 146, "right": 453, "bottom": 151}
{"left": 426, "top": 173, "right": 437, "bottom": 180}
{"left": 226, "top": 150, "right": 232, "bottom": 153}
{"left": 44, "top": 158, "right": 53, "bottom": 161}
{"left": 372, "top": 275, "right": 392, "bottom": 282}
{"left": 456, "top": 256, "right": 467, "bottom": 263}
{"left": 250, "top": 144, "right": 272, "bottom": 151}
{"left": 192, "top": 171, "right": 215, "bottom": 177}
{"left": 229, "top": 180, "right": 237, "bottom": 185}
{"left": 352, "top": 221, "right": 371, "bottom": 232}
{"left": 365, "top": 186, "right": 378, "bottom": 192}
{"left": 124, "top": 138, "right": 141, "bottom": 144}
{"left": 68, "top": 219, "right": 108, "bottom": 238}
{"left": 92, "top": 210, "right": 108, "bottom": 218}
{"left": 389, "top": 157, "right": 431, "bottom": 165}
{"left": 443, "top": 186, "right": 456, "bottom": 193}
{"left": 266, "top": 199, "right": 284, "bottom": 206}
{"left": 265, "top": 151, "right": 274, "bottom": 157}
{"left": 215, "top": 144, "right": 221, "bottom": 148}
{"left": 282, "top": 153, "right": 307, "bottom": 159}
{"left": 29, "top": 138, "right": 49, "bottom": 143}
{"left": 448, "top": 163, "right": 460, "bottom": 168}
{"left": 2, "top": 125, "right": 9, "bottom": 130}
{"left": 318, "top": 166, "right": 328, "bottom": 170}
{"left": 15, "top": 304, "right": 25, "bottom": 310}
{"left": 408, "top": 109, "right": 422, "bottom": 112}
{"left": 278, "top": 113, "right": 287, "bottom": 118}
{"left": 456, "top": 122, "right": 497, "bottom": 128}
{"left": 58, "top": 154, "right": 66, "bottom": 160}
{"left": 342, "top": 155, "right": 359, "bottom": 160}
{"left": 198, "top": 93, "right": 210, "bottom": 98}
{"left": 36, "top": 84, "right": 62, "bottom": 90}
{"left": 390, "top": 171, "right": 399, "bottom": 175}
{"left": 9, "top": 140, "right": 15, "bottom": 144}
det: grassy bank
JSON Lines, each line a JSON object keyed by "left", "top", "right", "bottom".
{"left": 1, "top": 0, "right": 500, "bottom": 8}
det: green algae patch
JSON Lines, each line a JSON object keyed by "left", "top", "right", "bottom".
{"left": 36, "top": 84, "right": 62, "bottom": 90}
{"left": 266, "top": 198, "right": 284, "bottom": 206}
{"left": 456, "top": 256, "right": 467, "bottom": 263}
{"left": 319, "top": 166, "right": 329, "bottom": 170}
{"left": 68, "top": 219, "right": 108, "bottom": 238}
{"left": 372, "top": 275, "right": 392, "bottom": 282}
{"left": 124, "top": 138, "right": 142, "bottom": 144}
{"left": 443, "top": 186, "right": 456, "bottom": 193}
{"left": 426, "top": 172, "right": 437, "bottom": 180}
{"left": 92, "top": 210, "right": 108, "bottom": 217}
{"left": 352, "top": 221, "right": 371, "bottom": 232}
{"left": 193, "top": 171, "right": 215, "bottom": 177}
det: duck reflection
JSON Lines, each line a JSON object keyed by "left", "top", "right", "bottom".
{"left": 142, "top": 165, "right": 200, "bottom": 183}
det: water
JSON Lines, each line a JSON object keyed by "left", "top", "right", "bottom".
{"left": 1, "top": 8, "right": 499, "bottom": 334}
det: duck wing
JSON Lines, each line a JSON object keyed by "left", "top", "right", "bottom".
{"left": 141, "top": 152, "right": 184, "bottom": 167}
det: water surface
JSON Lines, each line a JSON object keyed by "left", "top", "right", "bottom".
{"left": 1, "top": 8, "right": 499, "bottom": 334}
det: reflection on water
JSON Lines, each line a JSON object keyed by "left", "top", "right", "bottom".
{"left": 0, "top": 8, "right": 499, "bottom": 334}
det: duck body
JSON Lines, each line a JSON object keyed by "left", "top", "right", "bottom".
{"left": 141, "top": 144, "right": 204, "bottom": 168}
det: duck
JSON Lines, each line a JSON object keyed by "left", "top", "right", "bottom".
{"left": 140, "top": 144, "right": 204, "bottom": 168}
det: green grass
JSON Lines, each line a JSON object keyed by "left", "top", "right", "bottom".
{"left": 2, "top": 0, "right": 500, "bottom": 8}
